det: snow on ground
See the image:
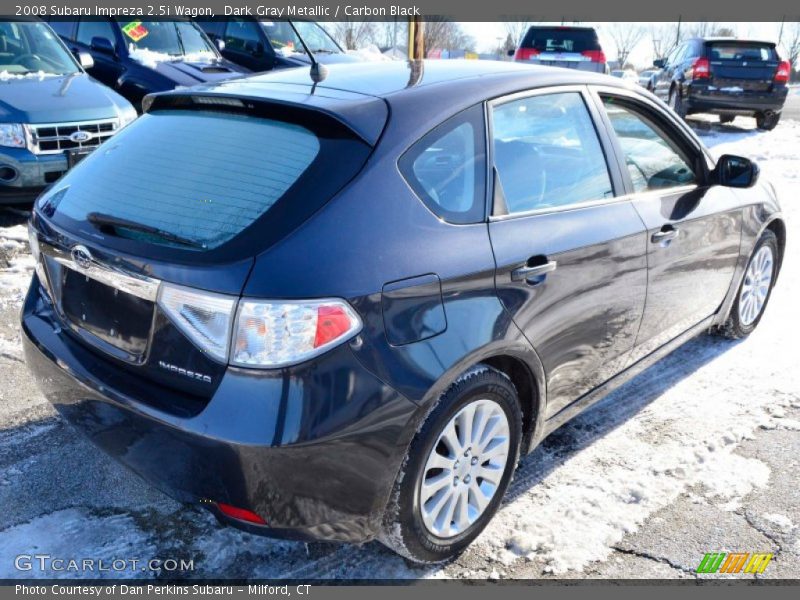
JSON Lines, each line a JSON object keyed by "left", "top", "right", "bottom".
{"left": 0, "top": 115, "right": 798, "bottom": 580}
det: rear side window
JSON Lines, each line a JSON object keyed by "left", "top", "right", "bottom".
{"left": 706, "top": 42, "right": 777, "bottom": 61}
{"left": 76, "top": 18, "right": 116, "bottom": 47}
{"left": 48, "top": 110, "right": 324, "bottom": 250}
{"left": 399, "top": 105, "right": 486, "bottom": 224}
{"left": 520, "top": 28, "right": 600, "bottom": 52}
{"left": 491, "top": 92, "right": 613, "bottom": 214}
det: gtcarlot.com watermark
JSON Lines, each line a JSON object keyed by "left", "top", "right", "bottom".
{"left": 14, "top": 554, "right": 194, "bottom": 574}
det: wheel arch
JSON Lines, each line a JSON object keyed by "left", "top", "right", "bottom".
{"left": 765, "top": 217, "right": 786, "bottom": 281}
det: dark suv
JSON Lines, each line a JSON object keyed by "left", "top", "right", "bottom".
{"left": 46, "top": 18, "right": 247, "bottom": 109}
{"left": 653, "top": 37, "right": 790, "bottom": 130}
{"left": 22, "top": 61, "right": 784, "bottom": 563}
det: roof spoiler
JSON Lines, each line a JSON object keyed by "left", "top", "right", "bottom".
{"left": 142, "top": 89, "right": 387, "bottom": 146}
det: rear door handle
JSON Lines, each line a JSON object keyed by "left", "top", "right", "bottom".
{"left": 651, "top": 226, "right": 679, "bottom": 244}
{"left": 511, "top": 260, "right": 557, "bottom": 282}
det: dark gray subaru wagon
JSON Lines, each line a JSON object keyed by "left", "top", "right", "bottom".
{"left": 23, "top": 61, "right": 784, "bottom": 562}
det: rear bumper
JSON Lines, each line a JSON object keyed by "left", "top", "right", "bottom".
{"left": 0, "top": 147, "right": 67, "bottom": 205}
{"left": 686, "top": 84, "right": 788, "bottom": 115}
{"left": 21, "top": 278, "right": 419, "bottom": 543}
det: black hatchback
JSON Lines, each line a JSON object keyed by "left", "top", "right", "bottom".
{"left": 653, "top": 37, "right": 790, "bottom": 130}
{"left": 22, "top": 61, "right": 784, "bottom": 563}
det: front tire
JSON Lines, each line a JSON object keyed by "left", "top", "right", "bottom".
{"left": 380, "top": 365, "right": 522, "bottom": 563}
{"left": 713, "top": 230, "right": 778, "bottom": 339}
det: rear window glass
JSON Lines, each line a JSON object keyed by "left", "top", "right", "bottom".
{"left": 520, "top": 28, "right": 600, "bottom": 53}
{"left": 49, "top": 110, "right": 320, "bottom": 250}
{"left": 706, "top": 42, "right": 777, "bottom": 61}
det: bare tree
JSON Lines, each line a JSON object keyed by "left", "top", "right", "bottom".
{"left": 503, "top": 21, "right": 531, "bottom": 47}
{"left": 606, "top": 23, "right": 646, "bottom": 69}
{"left": 650, "top": 22, "right": 683, "bottom": 60}
{"left": 685, "top": 22, "right": 719, "bottom": 38}
{"left": 781, "top": 22, "right": 800, "bottom": 75}
{"left": 423, "top": 18, "right": 474, "bottom": 54}
{"left": 328, "top": 20, "right": 377, "bottom": 50}
{"left": 374, "top": 20, "right": 405, "bottom": 49}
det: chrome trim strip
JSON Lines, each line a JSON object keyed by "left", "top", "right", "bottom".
{"left": 46, "top": 247, "right": 161, "bottom": 302}
{"left": 25, "top": 118, "right": 121, "bottom": 155}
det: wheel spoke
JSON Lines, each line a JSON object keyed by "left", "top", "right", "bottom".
{"left": 440, "top": 421, "right": 462, "bottom": 455}
{"left": 422, "top": 471, "right": 452, "bottom": 497}
{"left": 425, "top": 451, "right": 453, "bottom": 472}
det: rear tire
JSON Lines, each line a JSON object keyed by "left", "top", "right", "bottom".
{"left": 756, "top": 112, "right": 781, "bottom": 131}
{"left": 668, "top": 86, "right": 687, "bottom": 118}
{"left": 719, "top": 115, "right": 735, "bottom": 124}
{"left": 713, "top": 230, "right": 778, "bottom": 340}
{"left": 379, "top": 365, "right": 522, "bottom": 563}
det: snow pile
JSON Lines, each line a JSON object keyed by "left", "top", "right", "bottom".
{"left": 0, "top": 70, "right": 59, "bottom": 81}
{"left": 347, "top": 44, "right": 395, "bottom": 62}
{"left": 127, "top": 46, "right": 217, "bottom": 68}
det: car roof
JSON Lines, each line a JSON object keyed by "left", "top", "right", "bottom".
{"left": 693, "top": 36, "right": 777, "bottom": 46}
{"left": 151, "top": 60, "right": 637, "bottom": 145}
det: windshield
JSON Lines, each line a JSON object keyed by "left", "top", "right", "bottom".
{"left": 259, "top": 21, "right": 340, "bottom": 54}
{"left": 706, "top": 42, "right": 777, "bottom": 61}
{"left": 0, "top": 21, "right": 79, "bottom": 77}
{"left": 119, "top": 20, "right": 216, "bottom": 58}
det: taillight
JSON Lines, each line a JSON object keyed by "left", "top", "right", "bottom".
{"left": 231, "top": 298, "right": 362, "bottom": 368}
{"left": 692, "top": 57, "right": 711, "bottom": 79}
{"left": 582, "top": 50, "right": 606, "bottom": 63}
{"left": 216, "top": 502, "right": 266, "bottom": 525}
{"left": 514, "top": 48, "right": 540, "bottom": 61}
{"left": 775, "top": 60, "right": 791, "bottom": 84}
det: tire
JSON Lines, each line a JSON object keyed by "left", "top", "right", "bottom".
{"left": 713, "top": 230, "right": 779, "bottom": 340}
{"left": 756, "top": 112, "right": 781, "bottom": 131}
{"left": 719, "top": 115, "right": 735, "bottom": 124}
{"left": 668, "top": 85, "right": 687, "bottom": 118}
{"left": 379, "top": 365, "right": 522, "bottom": 563}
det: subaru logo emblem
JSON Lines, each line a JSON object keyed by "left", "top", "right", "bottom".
{"left": 69, "top": 131, "right": 92, "bottom": 143}
{"left": 71, "top": 245, "right": 93, "bottom": 269}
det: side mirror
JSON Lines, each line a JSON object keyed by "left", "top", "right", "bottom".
{"left": 507, "top": 49, "right": 515, "bottom": 57}
{"left": 90, "top": 36, "right": 116, "bottom": 57}
{"left": 653, "top": 58, "right": 665, "bottom": 68}
{"left": 78, "top": 52, "right": 94, "bottom": 70}
{"left": 714, "top": 154, "right": 759, "bottom": 188}
{"left": 215, "top": 38, "right": 226, "bottom": 52}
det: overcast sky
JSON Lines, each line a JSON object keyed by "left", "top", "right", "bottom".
{"left": 461, "top": 22, "right": 787, "bottom": 68}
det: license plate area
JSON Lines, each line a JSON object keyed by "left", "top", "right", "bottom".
{"left": 67, "top": 148, "right": 93, "bottom": 168}
{"left": 61, "top": 268, "right": 154, "bottom": 362}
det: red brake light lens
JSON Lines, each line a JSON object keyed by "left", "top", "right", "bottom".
{"left": 582, "top": 50, "right": 606, "bottom": 63}
{"left": 314, "top": 305, "right": 353, "bottom": 348}
{"left": 216, "top": 502, "right": 267, "bottom": 525}
{"left": 514, "top": 48, "right": 540, "bottom": 61}
{"left": 775, "top": 60, "right": 791, "bottom": 84}
{"left": 692, "top": 57, "right": 711, "bottom": 79}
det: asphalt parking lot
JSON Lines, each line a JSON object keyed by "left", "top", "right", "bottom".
{"left": 0, "top": 116, "right": 798, "bottom": 581}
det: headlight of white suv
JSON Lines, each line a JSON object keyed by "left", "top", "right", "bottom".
{"left": 0, "top": 123, "right": 26, "bottom": 148}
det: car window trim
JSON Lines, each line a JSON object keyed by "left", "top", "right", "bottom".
{"left": 586, "top": 84, "right": 715, "bottom": 192}
{"left": 485, "top": 84, "right": 625, "bottom": 221}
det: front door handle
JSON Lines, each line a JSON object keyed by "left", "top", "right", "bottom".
{"left": 511, "top": 260, "right": 557, "bottom": 283}
{"left": 651, "top": 225, "right": 679, "bottom": 244}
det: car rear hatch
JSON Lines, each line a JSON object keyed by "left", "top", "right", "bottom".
{"left": 703, "top": 40, "right": 781, "bottom": 92}
{"left": 29, "top": 88, "right": 384, "bottom": 410}
{"left": 516, "top": 27, "right": 604, "bottom": 69}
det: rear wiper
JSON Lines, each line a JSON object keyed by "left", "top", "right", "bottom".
{"left": 88, "top": 212, "right": 206, "bottom": 249}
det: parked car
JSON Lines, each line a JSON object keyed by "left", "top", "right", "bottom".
{"left": 196, "top": 18, "right": 358, "bottom": 72}
{"left": 0, "top": 19, "right": 136, "bottom": 205}
{"left": 23, "top": 61, "right": 784, "bottom": 563}
{"left": 652, "top": 37, "right": 790, "bottom": 130}
{"left": 512, "top": 26, "right": 607, "bottom": 73}
{"left": 611, "top": 69, "right": 638, "bottom": 82}
{"left": 638, "top": 69, "right": 659, "bottom": 91}
{"left": 45, "top": 18, "right": 248, "bottom": 109}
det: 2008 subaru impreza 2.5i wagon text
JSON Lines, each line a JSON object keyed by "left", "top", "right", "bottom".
{"left": 22, "top": 60, "right": 785, "bottom": 563}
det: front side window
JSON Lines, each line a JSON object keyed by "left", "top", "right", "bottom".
{"left": 224, "top": 19, "right": 262, "bottom": 53}
{"left": 491, "top": 92, "right": 613, "bottom": 214}
{"left": 602, "top": 97, "right": 697, "bottom": 193}
{"left": 399, "top": 105, "right": 486, "bottom": 224}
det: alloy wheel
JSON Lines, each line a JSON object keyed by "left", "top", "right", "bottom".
{"left": 739, "top": 245, "right": 774, "bottom": 326}
{"left": 418, "top": 399, "right": 511, "bottom": 539}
